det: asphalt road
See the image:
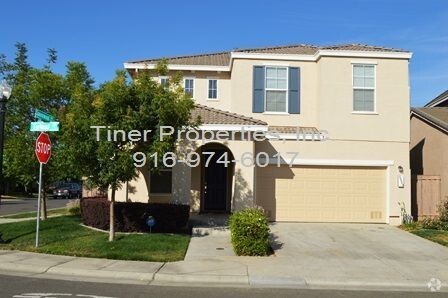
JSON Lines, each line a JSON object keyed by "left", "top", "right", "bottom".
{"left": 0, "top": 197, "right": 69, "bottom": 216}
{"left": 0, "top": 274, "right": 445, "bottom": 298}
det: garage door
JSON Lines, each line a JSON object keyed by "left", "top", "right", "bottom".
{"left": 256, "top": 166, "right": 386, "bottom": 223}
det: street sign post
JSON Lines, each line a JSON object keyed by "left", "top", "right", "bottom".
{"left": 35, "top": 132, "right": 51, "bottom": 247}
{"left": 30, "top": 121, "right": 60, "bottom": 132}
{"left": 34, "top": 109, "right": 54, "bottom": 122}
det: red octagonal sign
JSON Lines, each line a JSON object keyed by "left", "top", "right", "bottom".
{"left": 35, "top": 132, "right": 52, "bottom": 164}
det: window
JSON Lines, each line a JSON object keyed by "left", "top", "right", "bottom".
{"left": 353, "top": 64, "right": 375, "bottom": 112}
{"left": 265, "top": 67, "right": 287, "bottom": 112}
{"left": 150, "top": 169, "right": 172, "bottom": 194}
{"left": 160, "top": 77, "right": 169, "bottom": 88}
{"left": 208, "top": 79, "right": 218, "bottom": 99}
{"left": 184, "top": 78, "right": 194, "bottom": 97}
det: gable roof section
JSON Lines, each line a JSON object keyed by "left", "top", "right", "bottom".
{"left": 411, "top": 107, "right": 448, "bottom": 134}
{"left": 125, "top": 43, "right": 411, "bottom": 69}
{"left": 424, "top": 90, "right": 448, "bottom": 107}
{"left": 129, "top": 52, "right": 231, "bottom": 66}
{"left": 191, "top": 104, "right": 267, "bottom": 126}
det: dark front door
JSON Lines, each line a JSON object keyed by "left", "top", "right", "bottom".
{"left": 203, "top": 149, "right": 228, "bottom": 212}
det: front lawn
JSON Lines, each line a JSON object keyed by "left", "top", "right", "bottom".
{"left": 401, "top": 224, "right": 448, "bottom": 247}
{"left": 0, "top": 215, "right": 190, "bottom": 262}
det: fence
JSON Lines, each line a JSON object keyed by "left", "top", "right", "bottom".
{"left": 411, "top": 175, "right": 441, "bottom": 219}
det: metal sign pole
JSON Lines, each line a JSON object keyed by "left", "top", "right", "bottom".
{"left": 35, "top": 162, "right": 43, "bottom": 247}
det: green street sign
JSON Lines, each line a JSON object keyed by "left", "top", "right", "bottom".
{"left": 30, "top": 121, "right": 60, "bottom": 132}
{"left": 34, "top": 109, "right": 54, "bottom": 122}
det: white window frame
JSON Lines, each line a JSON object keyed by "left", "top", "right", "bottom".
{"left": 184, "top": 77, "right": 195, "bottom": 98}
{"left": 207, "top": 78, "right": 218, "bottom": 100}
{"left": 149, "top": 168, "right": 172, "bottom": 195}
{"left": 352, "top": 63, "right": 377, "bottom": 114}
{"left": 159, "top": 76, "right": 169, "bottom": 87}
{"left": 264, "top": 66, "right": 289, "bottom": 114}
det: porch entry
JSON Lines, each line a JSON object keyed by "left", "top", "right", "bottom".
{"left": 201, "top": 144, "right": 233, "bottom": 212}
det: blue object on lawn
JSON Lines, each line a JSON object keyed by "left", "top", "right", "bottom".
{"left": 146, "top": 216, "right": 156, "bottom": 233}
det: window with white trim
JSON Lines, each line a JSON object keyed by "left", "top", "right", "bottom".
{"left": 184, "top": 78, "right": 194, "bottom": 97}
{"left": 208, "top": 79, "right": 217, "bottom": 99}
{"left": 353, "top": 64, "right": 375, "bottom": 112}
{"left": 150, "top": 169, "right": 172, "bottom": 194}
{"left": 265, "top": 66, "right": 287, "bottom": 112}
{"left": 160, "top": 77, "right": 169, "bottom": 88}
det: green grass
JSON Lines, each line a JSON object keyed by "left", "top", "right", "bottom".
{"left": 1, "top": 208, "right": 68, "bottom": 219}
{"left": 0, "top": 215, "right": 190, "bottom": 262}
{"left": 400, "top": 224, "right": 448, "bottom": 247}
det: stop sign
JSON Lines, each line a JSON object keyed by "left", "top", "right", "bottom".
{"left": 35, "top": 132, "right": 52, "bottom": 164}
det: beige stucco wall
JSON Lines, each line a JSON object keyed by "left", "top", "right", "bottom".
{"left": 318, "top": 57, "right": 410, "bottom": 142}
{"left": 410, "top": 116, "right": 448, "bottom": 202}
{"left": 158, "top": 70, "right": 232, "bottom": 111}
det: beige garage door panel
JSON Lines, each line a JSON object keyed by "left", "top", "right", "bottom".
{"left": 257, "top": 166, "right": 386, "bottom": 223}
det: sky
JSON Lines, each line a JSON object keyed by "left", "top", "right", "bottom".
{"left": 0, "top": 0, "right": 447, "bottom": 106}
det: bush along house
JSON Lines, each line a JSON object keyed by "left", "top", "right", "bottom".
{"left": 119, "top": 44, "right": 412, "bottom": 225}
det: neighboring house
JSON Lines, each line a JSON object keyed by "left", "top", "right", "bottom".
{"left": 410, "top": 91, "right": 448, "bottom": 219}
{"left": 117, "top": 43, "right": 412, "bottom": 225}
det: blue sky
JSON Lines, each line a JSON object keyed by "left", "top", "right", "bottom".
{"left": 1, "top": 0, "right": 447, "bottom": 106}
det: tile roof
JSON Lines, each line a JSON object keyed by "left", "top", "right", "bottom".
{"left": 192, "top": 104, "right": 267, "bottom": 126}
{"left": 126, "top": 43, "right": 409, "bottom": 66}
{"left": 130, "top": 52, "right": 231, "bottom": 66}
{"left": 424, "top": 90, "right": 448, "bottom": 107}
{"left": 411, "top": 107, "right": 448, "bottom": 133}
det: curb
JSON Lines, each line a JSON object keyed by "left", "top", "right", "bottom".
{"left": 154, "top": 272, "right": 249, "bottom": 285}
{"left": 0, "top": 262, "right": 48, "bottom": 274}
{"left": 46, "top": 266, "right": 155, "bottom": 282}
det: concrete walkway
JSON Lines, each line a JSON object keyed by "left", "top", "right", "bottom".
{"left": 0, "top": 223, "right": 447, "bottom": 292}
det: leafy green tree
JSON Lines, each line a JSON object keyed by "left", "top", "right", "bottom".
{"left": 64, "top": 65, "right": 195, "bottom": 241}
{"left": 0, "top": 44, "right": 86, "bottom": 219}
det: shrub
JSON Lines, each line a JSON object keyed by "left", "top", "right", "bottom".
{"left": 229, "top": 208, "right": 270, "bottom": 256}
{"left": 419, "top": 198, "right": 448, "bottom": 231}
{"left": 80, "top": 197, "right": 190, "bottom": 233}
{"left": 66, "top": 199, "right": 81, "bottom": 216}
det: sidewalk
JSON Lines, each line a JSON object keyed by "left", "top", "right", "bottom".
{"left": 1, "top": 224, "right": 447, "bottom": 293}
{"left": 0, "top": 249, "right": 442, "bottom": 291}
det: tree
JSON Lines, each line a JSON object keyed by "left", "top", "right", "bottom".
{"left": 64, "top": 65, "right": 195, "bottom": 241}
{"left": 0, "top": 44, "right": 85, "bottom": 219}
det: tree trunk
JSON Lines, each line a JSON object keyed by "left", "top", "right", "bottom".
{"left": 109, "top": 188, "right": 115, "bottom": 242}
{"left": 41, "top": 187, "right": 47, "bottom": 220}
{"left": 40, "top": 177, "right": 47, "bottom": 220}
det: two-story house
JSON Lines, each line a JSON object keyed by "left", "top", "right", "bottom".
{"left": 120, "top": 44, "right": 412, "bottom": 225}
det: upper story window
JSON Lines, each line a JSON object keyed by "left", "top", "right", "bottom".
{"left": 353, "top": 64, "right": 375, "bottom": 112}
{"left": 184, "top": 78, "right": 194, "bottom": 97}
{"left": 265, "top": 66, "right": 288, "bottom": 113}
{"left": 160, "top": 76, "right": 169, "bottom": 88}
{"left": 208, "top": 79, "right": 218, "bottom": 99}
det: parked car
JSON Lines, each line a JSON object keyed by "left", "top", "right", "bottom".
{"left": 53, "top": 183, "right": 81, "bottom": 199}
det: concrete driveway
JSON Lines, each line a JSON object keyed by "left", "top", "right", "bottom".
{"left": 264, "top": 223, "right": 448, "bottom": 290}
{"left": 147, "top": 221, "right": 448, "bottom": 290}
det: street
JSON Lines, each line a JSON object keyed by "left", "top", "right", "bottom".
{"left": 0, "top": 274, "right": 445, "bottom": 298}
{"left": 0, "top": 197, "right": 69, "bottom": 216}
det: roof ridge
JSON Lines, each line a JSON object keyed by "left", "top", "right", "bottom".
{"left": 321, "top": 43, "right": 408, "bottom": 52}
{"left": 424, "top": 89, "right": 448, "bottom": 107}
{"left": 193, "top": 104, "right": 267, "bottom": 125}
{"left": 234, "top": 43, "right": 318, "bottom": 52}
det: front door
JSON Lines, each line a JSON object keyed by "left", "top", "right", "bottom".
{"left": 203, "top": 149, "right": 228, "bottom": 212}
